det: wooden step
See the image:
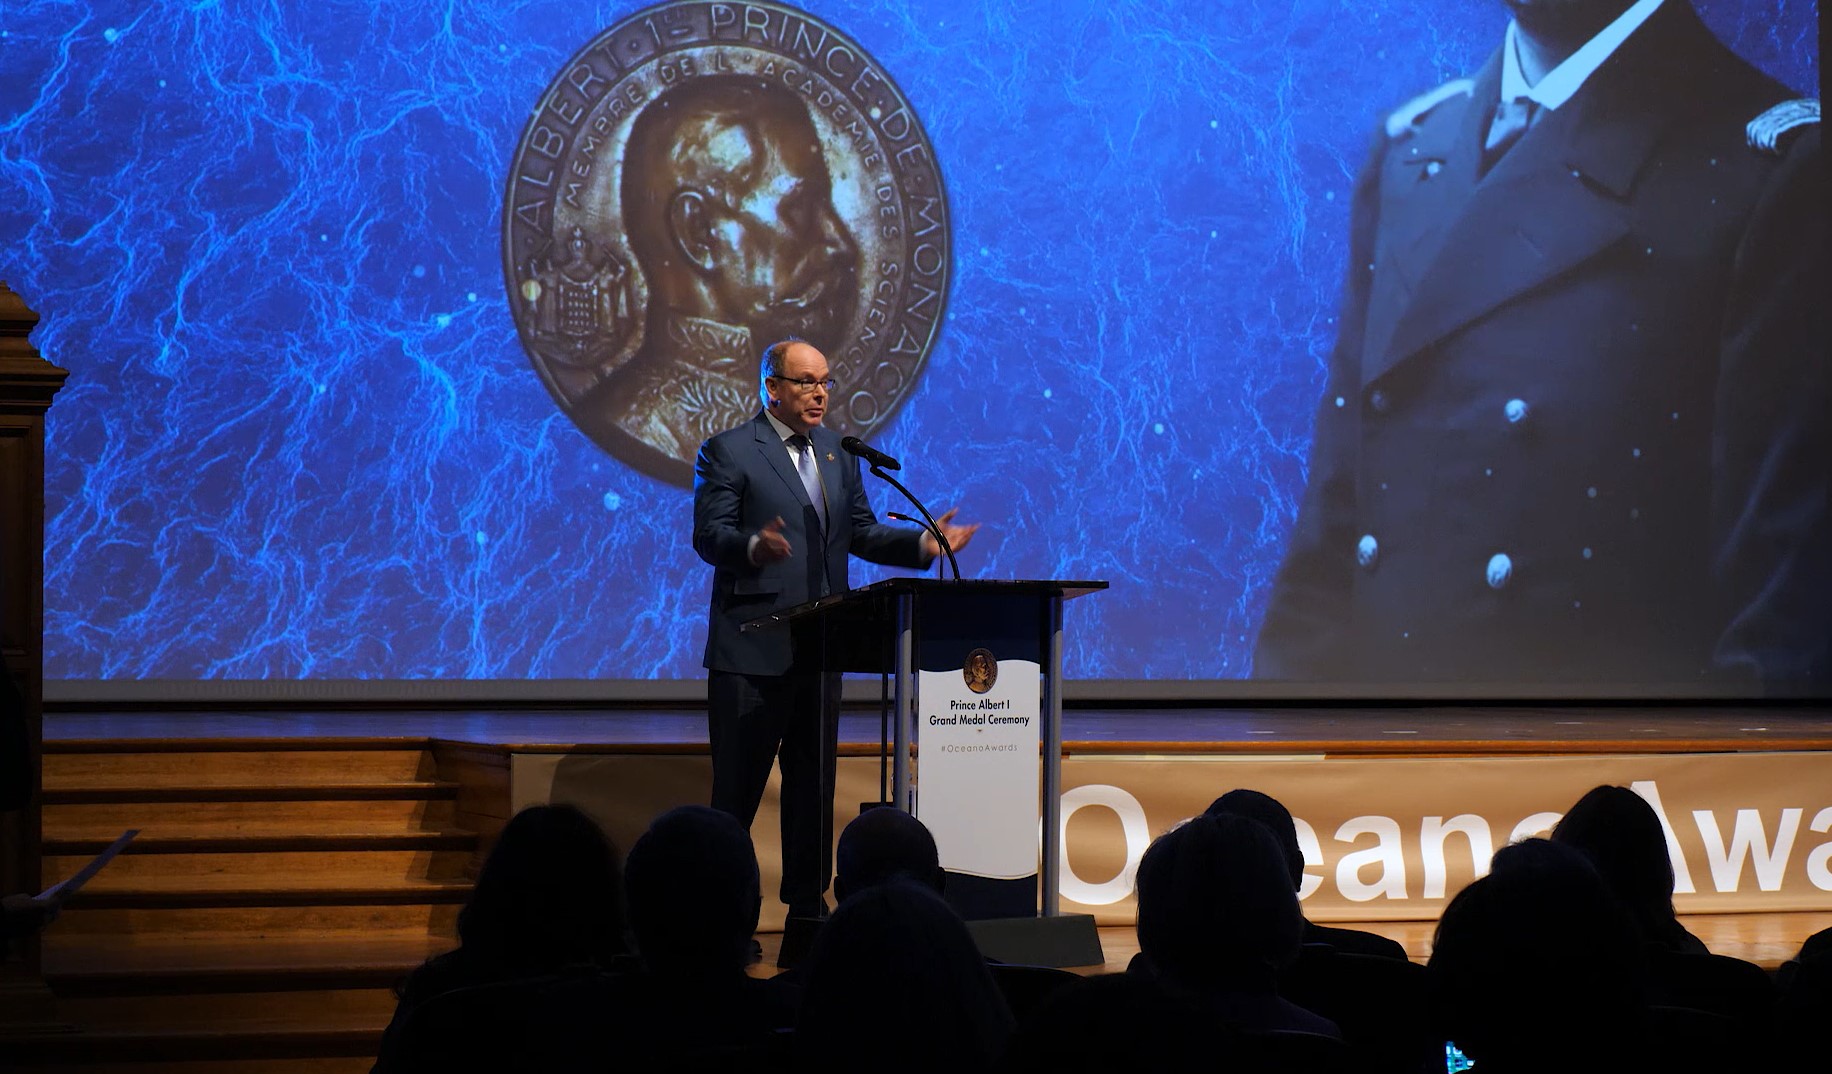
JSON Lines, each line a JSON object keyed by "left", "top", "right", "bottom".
{"left": 3, "top": 1021, "right": 383, "bottom": 1064}
{"left": 56, "top": 986, "right": 399, "bottom": 1031}
{"left": 52, "top": 901, "right": 462, "bottom": 938}
{"left": 44, "top": 935, "right": 452, "bottom": 993}
{"left": 22, "top": 738, "right": 489, "bottom": 1072}
{"left": 43, "top": 781, "right": 460, "bottom": 805}
{"left": 44, "top": 798, "right": 458, "bottom": 840}
{"left": 62, "top": 877, "right": 473, "bottom": 909}
{"left": 39, "top": 1060, "right": 376, "bottom": 1074}
{"left": 43, "top": 749, "right": 435, "bottom": 788}
{"left": 45, "top": 830, "right": 476, "bottom": 855}
{"left": 46, "top": 849, "right": 473, "bottom": 888}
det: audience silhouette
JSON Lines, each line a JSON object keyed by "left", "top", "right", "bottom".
{"left": 828, "top": 806, "right": 1081, "bottom": 1023}
{"left": 1429, "top": 838, "right": 1649, "bottom": 1074}
{"left": 615, "top": 804, "right": 799, "bottom": 1069}
{"left": 1551, "top": 784, "right": 1706, "bottom": 954}
{"left": 360, "top": 785, "right": 1809, "bottom": 1074}
{"left": 796, "top": 878, "right": 1013, "bottom": 1073}
{"left": 1199, "top": 790, "right": 1435, "bottom": 1072}
{"left": 1553, "top": 785, "right": 1776, "bottom": 1051}
{"left": 1133, "top": 812, "right": 1340, "bottom": 1039}
{"left": 1776, "top": 925, "right": 1831, "bottom": 1068}
{"left": 371, "top": 802, "right": 629, "bottom": 1073}
{"left": 1208, "top": 788, "right": 1410, "bottom": 961}
{"left": 833, "top": 804, "right": 945, "bottom": 901}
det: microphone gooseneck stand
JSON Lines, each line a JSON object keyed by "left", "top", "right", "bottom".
{"left": 869, "top": 463, "right": 956, "bottom": 828}
{"left": 871, "top": 466, "right": 959, "bottom": 581}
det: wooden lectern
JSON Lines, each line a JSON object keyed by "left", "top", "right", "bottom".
{"left": 745, "top": 577, "right": 1107, "bottom": 967}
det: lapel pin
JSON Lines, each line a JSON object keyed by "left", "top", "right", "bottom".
{"left": 826, "top": 453, "right": 835, "bottom": 461}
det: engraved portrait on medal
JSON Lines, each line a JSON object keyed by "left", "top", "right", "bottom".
{"left": 504, "top": 1, "right": 951, "bottom": 485}
{"left": 964, "top": 648, "right": 997, "bottom": 694}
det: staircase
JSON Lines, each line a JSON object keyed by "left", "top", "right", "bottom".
{"left": 15, "top": 738, "right": 495, "bottom": 1071}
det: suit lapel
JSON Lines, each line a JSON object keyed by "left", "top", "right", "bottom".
{"left": 753, "top": 415, "right": 812, "bottom": 516}
{"left": 1361, "top": 55, "right": 1494, "bottom": 375}
{"left": 1366, "top": 9, "right": 1687, "bottom": 386}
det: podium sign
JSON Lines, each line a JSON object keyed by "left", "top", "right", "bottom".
{"left": 916, "top": 657, "right": 1041, "bottom": 881}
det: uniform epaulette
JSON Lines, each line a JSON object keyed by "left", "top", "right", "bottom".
{"left": 1385, "top": 79, "right": 1474, "bottom": 139}
{"left": 1747, "top": 98, "right": 1819, "bottom": 154}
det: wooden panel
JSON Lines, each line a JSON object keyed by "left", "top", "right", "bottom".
{"left": 0, "top": 427, "right": 27, "bottom": 654}
{"left": 430, "top": 742, "right": 511, "bottom": 821}
{"left": 433, "top": 742, "right": 510, "bottom": 877}
{"left": 43, "top": 749, "right": 436, "bottom": 788}
{"left": 1, "top": 283, "right": 60, "bottom": 989}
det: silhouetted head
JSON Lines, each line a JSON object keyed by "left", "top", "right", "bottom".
{"left": 1430, "top": 838, "right": 1646, "bottom": 1067}
{"left": 796, "top": 880, "right": 1012, "bottom": 1073}
{"left": 1206, "top": 788, "right": 1305, "bottom": 891}
{"left": 622, "top": 75, "right": 858, "bottom": 346}
{"left": 623, "top": 805, "right": 761, "bottom": 977}
{"left": 457, "top": 803, "right": 626, "bottom": 970}
{"left": 1552, "top": 785, "right": 1680, "bottom": 941}
{"left": 834, "top": 807, "right": 944, "bottom": 903}
{"left": 1135, "top": 812, "right": 1303, "bottom": 990}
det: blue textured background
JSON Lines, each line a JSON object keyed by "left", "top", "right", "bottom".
{"left": 0, "top": 0, "right": 1817, "bottom": 684}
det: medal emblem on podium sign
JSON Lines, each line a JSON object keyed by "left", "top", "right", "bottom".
{"left": 963, "top": 648, "right": 997, "bottom": 694}
{"left": 503, "top": 0, "right": 952, "bottom": 486}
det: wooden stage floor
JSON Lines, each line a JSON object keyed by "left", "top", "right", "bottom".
{"left": 43, "top": 702, "right": 1832, "bottom": 753}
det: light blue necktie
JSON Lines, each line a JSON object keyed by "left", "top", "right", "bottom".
{"left": 788, "top": 434, "right": 827, "bottom": 536}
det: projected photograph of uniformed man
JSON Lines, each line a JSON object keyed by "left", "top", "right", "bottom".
{"left": 1253, "top": 0, "right": 1826, "bottom": 692}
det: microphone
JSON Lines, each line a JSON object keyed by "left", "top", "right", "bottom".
{"left": 841, "top": 435, "right": 901, "bottom": 472}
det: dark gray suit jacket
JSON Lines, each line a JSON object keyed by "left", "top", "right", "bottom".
{"left": 693, "top": 413, "right": 928, "bottom": 676}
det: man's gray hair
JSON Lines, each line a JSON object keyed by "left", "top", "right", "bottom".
{"left": 758, "top": 338, "right": 805, "bottom": 406}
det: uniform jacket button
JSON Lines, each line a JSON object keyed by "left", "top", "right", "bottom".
{"left": 1486, "top": 553, "right": 1514, "bottom": 589}
{"left": 1357, "top": 534, "right": 1380, "bottom": 568}
{"left": 1369, "top": 389, "right": 1391, "bottom": 413}
{"left": 1504, "top": 398, "right": 1530, "bottom": 424}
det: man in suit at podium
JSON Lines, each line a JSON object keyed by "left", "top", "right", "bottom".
{"left": 1255, "top": 0, "right": 1824, "bottom": 690}
{"left": 692, "top": 338, "right": 978, "bottom": 921}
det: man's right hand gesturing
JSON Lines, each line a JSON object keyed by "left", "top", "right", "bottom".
{"left": 750, "top": 515, "right": 793, "bottom": 565}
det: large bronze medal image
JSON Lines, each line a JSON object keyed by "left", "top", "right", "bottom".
{"left": 504, "top": 1, "right": 951, "bottom": 486}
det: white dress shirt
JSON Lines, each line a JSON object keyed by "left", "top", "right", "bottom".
{"left": 1501, "top": 0, "right": 1665, "bottom": 109}
{"left": 746, "top": 411, "right": 822, "bottom": 564}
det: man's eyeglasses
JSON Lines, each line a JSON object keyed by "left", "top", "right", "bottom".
{"left": 769, "top": 375, "right": 837, "bottom": 394}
